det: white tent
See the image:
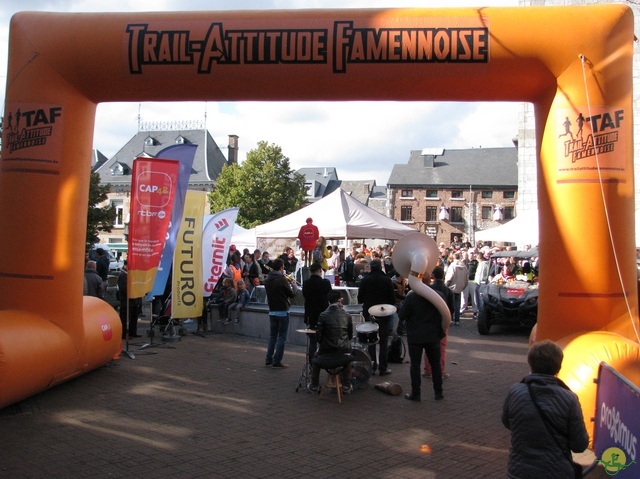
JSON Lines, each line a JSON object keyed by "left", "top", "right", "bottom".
{"left": 254, "top": 188, "right": 415, "bottom": 241}
{"left": 474, "top": 209, "right": 539, "bottom": 246}
{"left": 231, "top": 224, "right": 257, "bottom": 252}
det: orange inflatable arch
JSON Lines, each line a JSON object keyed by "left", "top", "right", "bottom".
{"left": 2, "top": 6, "right": 639, "bottom": 429}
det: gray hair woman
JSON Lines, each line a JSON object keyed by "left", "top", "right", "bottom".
{"left": 502, "top": 340, "right": 589, "bottom": 478}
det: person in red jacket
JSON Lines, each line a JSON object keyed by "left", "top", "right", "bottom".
{"left": 298, "top": 217, "right": 319, "bottom": 267}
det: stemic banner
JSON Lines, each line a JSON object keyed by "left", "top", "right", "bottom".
{"left": 202, "top": 207, "right": 239, "bottom": 297}
{"left": 127, "top": 158, "right": 179, "bottom": 299}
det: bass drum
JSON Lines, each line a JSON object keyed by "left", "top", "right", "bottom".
{"left": 349, "top": 346, "right": 372, "bottom": 390}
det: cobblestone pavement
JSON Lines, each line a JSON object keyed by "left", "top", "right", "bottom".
{"left": 0, "top": 310, "right": 608, "bottom": 478}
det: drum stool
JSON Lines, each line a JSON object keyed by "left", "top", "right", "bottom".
{"left": 312, "top": 352, "right": 354, "bottom": 403}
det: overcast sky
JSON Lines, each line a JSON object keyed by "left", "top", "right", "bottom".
{"left": 1, "top": 0, "right": 521, "bottom": 186}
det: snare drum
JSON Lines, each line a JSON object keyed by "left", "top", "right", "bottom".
{"left": 356, "top": 321, "right": 379, "bottom": 345}
{"left": 349, "top": 347, "right": 372, "bottom": 390}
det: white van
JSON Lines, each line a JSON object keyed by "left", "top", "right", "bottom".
{"left": 89, "top": 244, "right": 123, "bottom": 272}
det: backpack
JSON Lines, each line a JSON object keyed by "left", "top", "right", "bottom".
{"left": 387, "top": 334, "right": 406, "bottom": 363}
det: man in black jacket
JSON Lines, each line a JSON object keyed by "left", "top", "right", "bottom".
{"left": 357, "top": 259, "right": 396, "bottom": 376}
{"left": 399, "top": 276, "right": 446, "bottom": 402}
{"left": 308, "top": 291, "right": 353, "bottom": 393}
{"left": 302, "top": 262, "right": 332, "bottom": 362}
{"left": 264, "top": 258, "right": 298, "bottom": 368}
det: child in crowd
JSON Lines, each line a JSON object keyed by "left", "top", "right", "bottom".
{"left": 228, "top": 279, "right": 251, "bottom": 325}
{"left": 218, "top": 278, "right": 237, "bottom": 324}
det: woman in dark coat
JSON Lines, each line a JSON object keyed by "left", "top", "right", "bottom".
{"left": 502, "top": 340, "right": 589, "bottom": 479}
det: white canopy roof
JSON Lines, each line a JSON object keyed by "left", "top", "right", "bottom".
{"left": 475, "top": 209, "right": 539, "bottom": 246}
{"left": 230, "top": 224, "right": 257, "bottom": 252}
{"left": 254, "top": 188, "right": 415, "bottom": 241}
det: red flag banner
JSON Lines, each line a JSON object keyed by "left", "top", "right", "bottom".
{"left": 127, "top": 158, "right": 179, "bottom": 299}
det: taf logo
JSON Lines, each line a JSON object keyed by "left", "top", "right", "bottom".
{"left": 135, "top": 171, "right": 174, "bottom": 208}
{"left": 100, "top": 318, "right": 114, "bottom": 342}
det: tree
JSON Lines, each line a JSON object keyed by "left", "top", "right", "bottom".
{"left": 86, "top": 171, "right": 116, "bottom": 250}
{"left": 208, "top": 141, "right": 307, "bottom": 228}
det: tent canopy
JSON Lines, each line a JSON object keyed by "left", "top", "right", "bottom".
{"left": 254, "top": 188, "right": 415, "bottom": 241}
{"left": 231, "top": 224, "right": 257, "bottom": 252}
{"left": 475, "top": 210, "right": 539, "bottom": 246}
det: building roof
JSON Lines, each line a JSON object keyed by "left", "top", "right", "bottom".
{"left": 387, "top": 147, "right": 517, "bottom": 188}
{"left": 95, "top": 129, "right": 228, "bottom": 190}
{"left": 340, "top": 180, "right": 377, "bottom": 205}
{"left": 298, "top": 167, "right": 341, "bottom": 200}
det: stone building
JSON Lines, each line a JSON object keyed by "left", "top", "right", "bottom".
{"left": 93, "top": 123, "right": 236, "bottom": 254}
{"left": 387, "top": 147, "right": 518, "bottom": 246}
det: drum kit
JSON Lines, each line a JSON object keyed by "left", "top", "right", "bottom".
{"left": 295, "top": 303, "right": 396, "bottom": 393}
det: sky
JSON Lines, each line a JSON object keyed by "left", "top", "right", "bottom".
{"left": 1, "top": 0, "right": 521, "bottom": 186}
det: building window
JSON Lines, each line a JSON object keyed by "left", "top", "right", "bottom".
{"left": 111, "top": 163, "right": 124, "bottom": 176}
{"left": 304, "top": 183, "right": 314, "bottom": 197}
{"left": 400, "top": 206, "right": 413, "bottom": 222}
{"left": 144, "top": 136, "right": 155, "bottom": 147}
{"left": 112, "top": 200, "right": 124, "bottom": 227}
{"left": 426, "top": 206, "right": 438, "bottom": 222}
{"left": 451, "top": 190, "right": 463, "bottom": 199}
{"left": 450, "top": 206, "right": 463, "bottom": 223}
{"left": 426, "top": 189, "right": 438, "bottom": 198}
{"left": 482, "top": 191, "right": 493, "bottom": 199}
{"left": 504, "top": 206, "right": 515, "bottom": 220}
{"left": 401, "top": 189, "right": 413, "bottom": 198}
{"left": 481, "top": 206, "right": 492, "bottom": 220}
{"left": 503, "top": 191, "right": 515, "bottom": 199}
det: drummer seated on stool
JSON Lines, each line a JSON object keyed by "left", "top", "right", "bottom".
{"left": 308, "top": 291, "right": 354, "bottom": 394}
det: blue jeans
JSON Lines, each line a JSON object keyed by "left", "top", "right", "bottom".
{"left": 266, "top": 314, "right": 289, "bottom": 365}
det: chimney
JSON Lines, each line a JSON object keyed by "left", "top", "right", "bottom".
{"left": 420, "top": 148, "right": 444, "bottom": 167}
{"left": 227, "top": 134, "right": 239, "bottom": 165}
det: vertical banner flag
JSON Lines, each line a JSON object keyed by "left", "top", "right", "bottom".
{"left": 202, "top": 207, "right": 239, "bottom": 297}
{"left": 127, "top": 158, "right": 179, "bottom": 299}
{"left": 149, "top": 144, "right": 197, "bottom": 298}
{"left": 172, "top": 191, "right": 207, "bottom": 318}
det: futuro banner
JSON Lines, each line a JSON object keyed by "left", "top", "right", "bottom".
{"left": 0, "top": 6, "right": 638, "bottom": 428}
{"left": 172, "top": 191, "right": 206, "bottom": 318}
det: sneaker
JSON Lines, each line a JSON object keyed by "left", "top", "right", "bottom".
{"left": 233, "top": 318, "right": 239, "bottom": 325}
{"left": 422, "top": 373, "right": 432, "bottom": 378}
{"left": 443, "top": 373, "right": 450, "bottom": 379}
{"left": 265, "top": 361, "right": 273, "bottom": 367}
{"left": 271, "top": 363, "right": 289, "bottom": 368}
{"left": 378, "top": 369, "right": 392, "bottom": 376}
{"left": 341, "top": 384, "right": 353, "bottom": 395}
{"left": 307, "top": 384, "right": 321, "bottom": 393}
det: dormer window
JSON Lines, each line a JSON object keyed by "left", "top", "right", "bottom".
{"left": 111, "top": 163, "right": 124, "bottom": 176}
{"left": 144, "top": 136, "right": 156, "bottom": 147}
{"left": 175, "top": 135, "right": 186, "bottom": 144}
{"left": 137, "top": 151, "right": 152, "bottom": 158}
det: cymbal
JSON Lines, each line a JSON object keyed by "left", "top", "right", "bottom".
{"left": 368, "top": 304, "right": 397, "bottom": 317}
{"left": 296, "top": 328, "right": 317, "bottom": 334}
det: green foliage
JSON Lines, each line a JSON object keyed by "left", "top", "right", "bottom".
{"left": 208, "top": 141, "right": 307, "bottom": 228}
{"left": 86, "top": 171, "right": 116, "bottom": 250}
